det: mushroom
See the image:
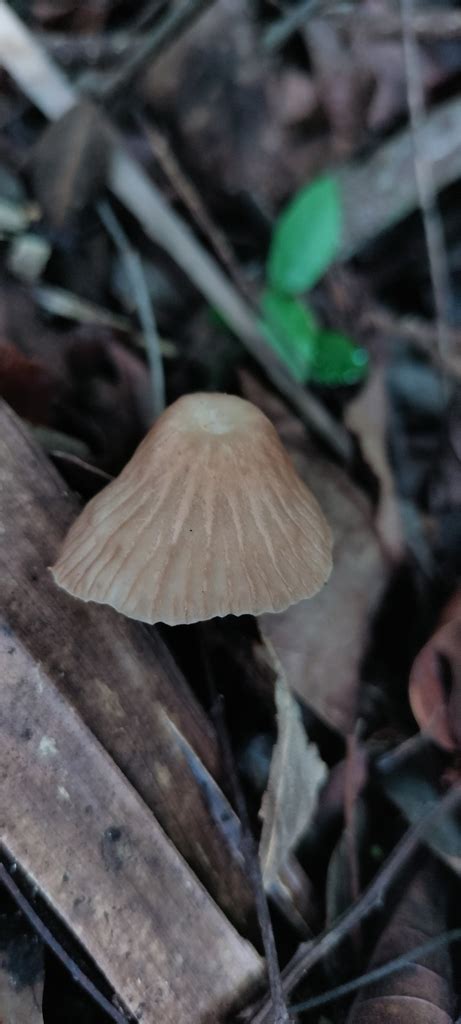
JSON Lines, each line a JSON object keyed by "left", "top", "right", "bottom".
{"left": 51, "top": 392, "right": 332, "bottom": 625}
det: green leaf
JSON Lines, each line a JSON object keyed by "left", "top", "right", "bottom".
{"left": 260, "top": 289, "right": 317, "bottom": 382}
{"left": 268, "top": 175, "right": 341, "bottom": 295}
{"left": 310, "top": 330, "right": 369, "bottom": 386}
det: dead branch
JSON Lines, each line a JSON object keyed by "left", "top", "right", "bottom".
{"left": 243, "top": 784, "right": 461, "bottom": 1024}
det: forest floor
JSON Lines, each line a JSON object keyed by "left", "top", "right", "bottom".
{"left": 0, "top": 1, "right": 461, "bottom": 1023}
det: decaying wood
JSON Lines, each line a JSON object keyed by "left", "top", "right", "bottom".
{"left": 0, "top": 401, "right": 253, "bottom": 931}
{"left": 0, "top": 629, "right": 262, "bottom": 1024}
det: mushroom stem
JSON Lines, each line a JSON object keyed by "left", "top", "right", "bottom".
{"left": 199, "top": 625, "right": 292, "bottom": 1024}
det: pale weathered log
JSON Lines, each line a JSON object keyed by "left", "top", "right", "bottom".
{"left": 0, "top": 401, "right": 252, "bottom": 929}
{"left": 0, "top": 630, "right": 262, "bottom": 1023}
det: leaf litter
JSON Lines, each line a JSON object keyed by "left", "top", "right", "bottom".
{"left": 259, "top": 660, "right": 327, "bottom": 893}
{"left": 0, "top": 0, "right": 461, "bottom": 1022}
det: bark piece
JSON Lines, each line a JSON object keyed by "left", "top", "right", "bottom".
{"left": 0, "top": 631, "right": 262, "bottom": 1024}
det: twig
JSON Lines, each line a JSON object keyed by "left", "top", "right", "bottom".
{"left": 129, "top": 0, "right": 168, "bottom": 33}
{"left": 344, "top": 730, "right": 361, "bottom": 947}
{"left": 263, "top": 0, "right": 354, "bottom": 52}
{"left": 200, "top": 633, "right": 291, "bottom": 1024}
{"left": 244, "top": 783, "right": 461, "bottom": 1023}
{"left": 140, "top": 117, "right": 251, "bottom": 298}
{"left": 334, "top": 7, "right": 461, "bottom": 39}
{"left": 400, "top": 0, "right": 453, "bottom": 362}
{"left": 95, "top": 0, "right": 216, "bottom": 103}
{"left": 0, "top": 863, "right": 130, "bottom": 1024}
{"left": 37, "top": 5, "right": 168, "bottom": 68}
{"left": 360, "top": 306, "right": 461, "bottom": 377}
{"left": 263, "top": 2, "right": 461, "bottom": 50}
{"left": 290, "top": 926, "right": 461, "bottom": 1013}
{"left": 0, "top": 2, "right": 351, "bottom": 461}
{"left": 98, "top": 199, "right": 165, "bottom": 420}
{"left": 39, "top": 31, "right": 135, "bottom": 67}
{"left": 33, "top": 283, "right": 176, "bottom": 357}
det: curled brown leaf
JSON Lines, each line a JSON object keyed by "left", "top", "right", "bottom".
{"left": 409, "top": 592, "right": 461, "bottom": 752}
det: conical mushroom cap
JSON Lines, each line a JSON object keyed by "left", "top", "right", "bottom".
{"left": 52, "top": 393, "right": 332, "bottom": 625}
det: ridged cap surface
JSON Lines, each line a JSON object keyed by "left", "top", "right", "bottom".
{"left": 52, "top": 393, "right": 332, "bottom": 624}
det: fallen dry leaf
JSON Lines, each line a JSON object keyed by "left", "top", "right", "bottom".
{"left": 409, "top": 592, "right": 461, "bottom": 752}
{"left": 31, "top": 101, "right": 111, "bottom": 235}
{"left": 347, "top": 860, "right": 455, "bottom": 1023}
{"left": 0, "top": 339, "right": 58, "bottom": 424}
{"left": 259, "top": 666, "right": 327, "bottom": 891}
{"left": 345, "top": 363, "right": 404, "bottom": 561}
{"left": 242, "top": 376, "right": 388, "bottom": 735}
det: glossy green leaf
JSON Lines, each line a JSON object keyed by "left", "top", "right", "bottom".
{"left": 310, "top": 330, "right": 369, "bottom": 386}
{"left": 268, "top": 175, "right": 341, "bottom": 295}
{"left": 260, "top": 289, "right": 317, "bottom": 382}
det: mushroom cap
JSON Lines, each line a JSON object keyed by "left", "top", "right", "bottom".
{"left": 51, "top": 393, "right": 332, "bottom": 625}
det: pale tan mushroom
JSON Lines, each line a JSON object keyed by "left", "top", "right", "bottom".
{"left": 51, "top": 392, "right": 332, "bottom": 625}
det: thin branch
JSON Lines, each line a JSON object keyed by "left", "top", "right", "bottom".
{"left": 95, "top": 0, "right": 216, "bottom": 103}
{"left": 263, "top": 2, "right": 461, "bottom": 51}
{"left": 360, "top": 306, "right": 461, "bottom": 377}
{"left": 290, "top": 926, "right": 461, "bottom": 1013}
{"left": 140, "top": 117, "right": 251, "bottom": 298}
{"left": 200, "top": 632, "right": 291, "bottom": 1024}
{"left": 0, "top": 864, "right": 130, "bottom": 1024}
{"left": 38, "top": 4, "right": 167, "bottom": 68}
{"left": 243, "top": 784, "right": 461, "bottom": 1023}
{"left": 400, "top": 0, "right": 453, "bottom": 362}
{"left": 344, "top": 730, "right": 361, "bottom": 945}
{"left": 358, "top": 8, "right": 461, "bottom": 39}
{"left": 263, "top": 0, "right": 354, "bottom": 52}
{"left": 98, "top": 199, "right": 166, "bottom": 421}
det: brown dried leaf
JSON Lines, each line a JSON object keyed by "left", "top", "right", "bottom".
{"left": 31, "top": 101, "right": 111, "bottom": 233}
{"left": 242, "top": 376, "right": 389, "bottom": 735}
{"left": 259, "top": 668, "right": 327, "bottom": 891}
{"left": 409, "top": 592, "right": 461, "bottom": 752}
{"left": 347, "top": 861, "right": 455, "bottom": 1023}
{"left": 345, "top": 364, "right": 404, "bottom": 561}
{"left": 0, "top": 339, "right": 58, "bottom": 424}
